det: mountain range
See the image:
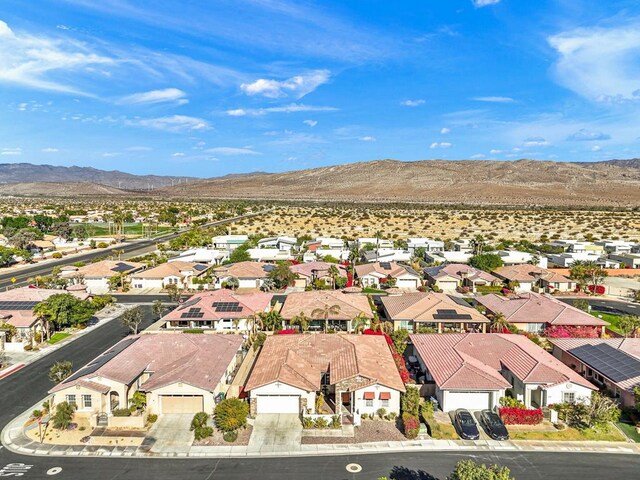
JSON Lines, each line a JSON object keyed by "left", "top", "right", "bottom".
{"left": 0, "top": 159, "right": 638, "bottom": 206}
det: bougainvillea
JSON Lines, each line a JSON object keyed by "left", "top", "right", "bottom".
{"left": 498, "top": 407, "right": 543, "bottom": 425}
{"left": 402, "top": 413, "right": 420, "bottom": 439}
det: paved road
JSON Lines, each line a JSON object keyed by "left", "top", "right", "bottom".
{"left": 0, "top": 210, "right": 267, "bottom": 290}
{"left": 1, "top": 307, "right": 640, "bottom": 478}
{"left": 560, "top": 297, "right": 640, "bottom": 316}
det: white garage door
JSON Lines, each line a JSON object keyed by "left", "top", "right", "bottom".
{"left": 397, "top": 278, "right": 418, "bottom": 288}
{"left": 256, "top": 395, "right": 300, "bottom": 414}
{"left": 445, "top": 391, "right": 491, "bottom": 412}
{"left": 161, "top": 395, "right": 204, "bottom": 414}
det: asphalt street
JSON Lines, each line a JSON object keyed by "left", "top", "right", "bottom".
{"left": 0, "top": 210, "right": 268, "bottom": 290}
{"left": 2, "top": 306, "right": 640, "bottom": 478}
{"left": 560, "top": 297, "right": 640, "bottom": 316}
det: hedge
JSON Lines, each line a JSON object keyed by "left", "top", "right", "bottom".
{"left": 498, "top": 407, "right": 543, "bottom": 425}
{"left": 402, "top": 413, "right": 420, "bottom": 439}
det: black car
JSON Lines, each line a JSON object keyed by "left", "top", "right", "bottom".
{"left": 453, "top": 409, "right": 480, "bottom": 440}
{"left": 479, "top": 409, "right": 509, "bottom": 440}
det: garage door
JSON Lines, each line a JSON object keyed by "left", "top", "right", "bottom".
{"left": 445, "top": 391, "right": 491, "bottom": 412}
{"left": 256, "top": 395, "right": 300, "bottom": 414}
{"left": 161, "top": 395, "right": 204, "bottom": 414}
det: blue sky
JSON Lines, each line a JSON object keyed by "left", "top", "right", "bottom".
{"left": 1, "top": 0, "right": 640, "bottom": 177}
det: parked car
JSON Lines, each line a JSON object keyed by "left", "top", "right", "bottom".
{"left": 453, "top": 409, "right": 480, "bottom": 440}
{"left": 479, "top": 410, "right": 509, "bottom": 440}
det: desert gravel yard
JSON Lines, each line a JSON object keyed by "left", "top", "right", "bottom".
{"left": 193, "top": 425, "right": 253, "bottom": 446}
{"left": 301, "top": 420, "right": 405, "bottom": 444}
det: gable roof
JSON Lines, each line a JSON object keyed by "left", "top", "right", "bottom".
{"left": 213, "top": 261, "right": 272, "bottom": 279}
{"left": 161, "top": 290, "right": 273, "bottom": 322}
{"left": 492, "top": 264, "right": 572, "bottom": 284}
{"left": 63, "top": 260, "right": 145, "bottom": 279}
{"left": 424, "top": 263, "right": 499, "bottom": 284}
{"left": 130, "top": 261, "right": 208, "bottom": 279}
{"left": 279, "top": 290, "right": 373, "bottom": 321}
{"left": 476, "top": 292, "right": 607, "bottom": 326}
{"left": 410, "top": 333, "right": 596, "bottom": 391}
{"left": 355, "top": 262, "right": 420, "bottom": 279}
{"left": 0, "top": 287, "right": 90, "bottom": 328}
{"left": 381, "top": 292, "right": 488, "bottom": 323}
{"left": 290, "top": 261, "right": 348, "bottom": 280}
{"left": 245, "top": 334, "right": 405, "bottom": 393}
{"left": 50, "top": 333, "right": 244, "bottom": 394}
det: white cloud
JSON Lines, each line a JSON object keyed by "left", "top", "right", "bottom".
{"left": 591, "top": 145, "right": 602, "bottom": 152}
{"left": 566, "top": 128, "right": 611, "bottom": 141}
{"left": 1, "top": 147, "right": 21, "bottom": 156}
{"left": 128, "top": 115, "right": 210, "bottom": 132}
{"left": 225, "top": 103, "right": 337, "bottom": 116}
{"left": 401, "top": 99, "right": 425, "bottom": 107}
{"left": 41, "top": 147, "right": 58, "bottom": 152}
{"left": 548, "top": 24, "right": 640, "bottom": 103}
{"left": 172, "top": 152, "right": 185, "bottom": 157}
{"left": 205, "top": 147, "right": 260, "bottom": 155}
{"left": 0, "top": 20, "right": 114, "bottom": 95}
{"left": 489, "top": 149, "right": 503, "bottom": 154}
{"left": 430, "top": 142, "right": 452, "bottom": 149}
{"left": 472, "top": 96, "right": 514, "bottom": 103}
{"left": 359, "top": 136, "right": 376, "bottom": 142}
{"left": 102, "top": 152, "right": 120, "bottom": 157}
{"left": 303, "top": 119, "right": 318, "bottom": 127}
{"left": 472, "top": 0, "right": 501, "bottom": 7}
{"left": 440, "top": 127, "right": 450, "bottom": 134}
{"left": 511, "top": 147, "right": 521, "bottom": 152}
{"left": 240, "top": 69, "right": 330, "bottom": 99}
{"left": 119, "top": 88, "right": 188, "bottom": 105}
{"left": 471, "top": 154, "right": 486, "bottom": 159}
{"left": 125, "top": 146, "right": 153, "bottom": 152}
{"left": 523, "top": 136, "right": 551, "bottom": 147}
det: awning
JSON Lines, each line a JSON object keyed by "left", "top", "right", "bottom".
{"left": 379, "top": 392, "right": 391, "bottom": 400}
{"left": 363, "top": 392, "right": 374, "bottom": 400}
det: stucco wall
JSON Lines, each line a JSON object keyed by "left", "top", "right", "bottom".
{"left": 353, "top": 385, "right": 400, "bottom": 415}
{"left": 149, "top": 383, "right": 216, "bottom": 414}
{"left": 250, "top": 382, "right": 315, "bottom": 413}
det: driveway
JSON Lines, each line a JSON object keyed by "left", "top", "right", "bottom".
{"left": 248, "top": 414, "right": 302, "bottom": 452}
{"left": 148, "top": 414, "right": 194, "bottom": 453}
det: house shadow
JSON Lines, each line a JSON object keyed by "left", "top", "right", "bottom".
{"left": 389, "top": 465, "right": 439, "bottom": 480}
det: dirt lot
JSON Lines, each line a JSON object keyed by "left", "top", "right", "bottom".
{"left": 301, "top": 419, "right": 405, "bottom": 444}
{"left": 193, "top": 425, "right": 253, "bottom": 446}
{"left": 232, "top": 205, "right": 640, "bottom": 242}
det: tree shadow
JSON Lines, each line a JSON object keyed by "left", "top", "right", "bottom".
{"left": 389, "top": 465, "right": 439, "bottom": 480}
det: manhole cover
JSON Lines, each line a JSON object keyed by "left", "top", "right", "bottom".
{"left": 47, "top": 467, "right": 62, "bottom": 476}
{"left": 346, "top": 463, "right": 362, "bottom": 473}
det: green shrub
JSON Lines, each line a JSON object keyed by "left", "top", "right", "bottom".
{"left": 377, "top": 408, "right": 387, "bottom": 419}
{"left": 112, "top": 408, "right": 131, "bottom": 417}
{"left": 314, "top": 417, "right": 328, "bottom": 429}
{"left": 387, "top": 412, "right": 397, "bottom": 421}
{"left": 194, "top": 426, "right": 213, "bottom": 440}
{"left": 147, "top": 414, "right": 158, "bottom": 424}
{"left": 252, "top": 332, "right": 267, "bottom": 351}
{"left": 330, "top": 415, "right": 341, "bottom": 429}
{"left": 223, "top": 430, "right": 238, "bottom": 442}
{"left": 499, "top": 396, "right": 525, "bottom": 409}
{"left": 52, "top": 401, "right": 76, "bottom": 430}
{"left": 402, "top": 413, "right": 420, "bottom": 439}
{"left": 401, "top": 386, "right": 420, "bottom": 417}
{"left": 214, "top": 398, "right": 249, "bottom": 433}
{"left": 32, "top": 409, "right": 43, "bottom": 418}
{"left": 97, "top": 242, "right": 108, "bottom": 248}
{"left": 52, "top": 252, "right": 63, "bottom": 259}
{"left": 301, "top": 417, "right": 314, "bottom": 429}
{"left": 361, "top": 413, "right": 369, "bottom": 420}
{"left": 420, "top": 400, "right": 434, "bottom": 420}
{"left": 183, "top": 329, "right": 204, "bottom": 334}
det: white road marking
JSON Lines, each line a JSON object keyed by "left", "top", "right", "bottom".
{"left": 346, "top": 463, "right": 362, "bottom": 473}
{"left": 47, "top": 467, "right": 62, "bottom": 476}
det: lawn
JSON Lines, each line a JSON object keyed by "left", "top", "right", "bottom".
{"left": 362, "top": 287, "right": 387, "bottom": 294}
{"left": 431, "top": 422, "right": 459, "bottom": 440}
{"left": 591, "top": 312, "right": 624, "bottom": 334}
{"left": 509, "top": 424, "right": 626, "bottom": 442}
{"left": 47, "top": 332, "right": 71, "bottom": 345}
{"left": 79, "top": 223, "right": 174, "bottom": 238}
{"left": 616, "top": 422, "right": 640, "bottom": 442}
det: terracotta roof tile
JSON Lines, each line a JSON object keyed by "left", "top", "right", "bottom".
{"left": 280, "top": 290, "right": 373, "bottom": 321}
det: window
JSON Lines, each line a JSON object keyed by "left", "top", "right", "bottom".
{"left": 321, "top": 371, "right": 331, "bottom": 386}
{"left": 66, "top": 394, "right": 77, "bottom": 406}
{"left": 365, "top": 399, "right": 373, "bottom": 407}
{"left": 381, "top": 399, "right": 389, "bottom": 408}
{"left": 82, "top": 394, "right": 92, "bottom": 408}
{"left": 563, "top": 391, "right": 576, "bottom": 403}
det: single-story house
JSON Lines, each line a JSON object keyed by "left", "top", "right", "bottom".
{"left": 168, "top": 248, "right": 229, "bottom": 265}
{"left": 407, "top": 238, "right": 444, "bottom": 254}
{"left": 492, "top": 264, "right": 575, "bottom": 292}
{"left": 354, "top": 262, "right": 422, "bottom": 290}
{"left": 49, "top": 333, "right": 244, "bottom": 423}
{"left": 61, "top": 260, "right": 145, "bottom": 294}
{"left": 211, "top": 235, "right": 248, "bottom": 251}
{"left": 257, "top": 235, "right": 297, "bottom": 252}
{"left": 245, "top": 334, "right": 405, "bottom": 416}
{"left": 495, "top": 250, "right": 548, "bottom": 268}
{"left": 246, "top": 248, "right": 295, "bottom": 262}
{"left": 380, "top": 292, "right": 489, "bottom": 333}
{"left": 303, "top": 237, "right": 349, "bottom": 262}
{"left": 279, "top": 290, "right": 373, "bottom": 332}
{"left": 356, "top": 237, "right": 394, "bottom": 250}
{"left": 609, "top": 253, "right": 640, "bottom": 269}
{"left": 549, "top": 338, "right": 640, "bottom": 407}
{"left": 130, "top": 261, "right": 211, "bottom": 290}
{"left": 156, "top": 290, "right": 273, "bottom": 331}
{"left": 361, "top": 248, "right": 412, "bottom": 263}
{"left": 211, "top": 261, "right": 273, "bottom": 289}
{"left": 476, "top": 292, "right": 608, "bottom": 335}
{"left": 424, "top": 264, "right": 500, "bottom": 292}
{"left": 290, "top": 261, "right": 348, "bottom": 288}
{"left": 0, "top": 286, "right": 90, "bottom": 344}
{"left": 424, "top": 251, "right": 473, "bottom": 264}
{"left": 408, "top": 333, "right": 597, "bottom": 412}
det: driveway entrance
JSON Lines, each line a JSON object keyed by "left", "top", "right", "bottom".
{"left": 148, "top": 414, "right": 194, "bottom": 453}
{"left": 248, "top": 414, "right": 302, "bottom": 451}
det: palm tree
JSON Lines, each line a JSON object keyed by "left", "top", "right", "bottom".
{"left": 246, "top": 313, "right": 262, "bottom": 338}
{"left": 327, "top": 264, "right": 340, "bottom": 290}
{"left": 489, "top": 312, "right": 511, "bottom": 333}
{"left": 311, "top": 304, "right": 341, "bottom": 333}
{"left": 259, "top": 310, "right": 283, "bottom": 332}
{"left": 375, "top": 230, "right": 383, "bottom": 262}
{"left": 291, "top": 311, "right": 310, "bottom": 332}
{"left": 232, "top": 317, "right": 241, "bottom": 331}
{"left": 370, "top": 319, "right": 393, "bottom": 334}
{"left": 618, "top": 315, "right": 640, "bottom": 338}
{"left": 351, "top": 312, "right": 370, "bottom": 333}
{"left": 471, "top": 235, "right": 485, "bottom": 256}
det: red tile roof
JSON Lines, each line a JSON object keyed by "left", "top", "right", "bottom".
{"left": 161, "top": 290, "right": 273, "bottom": 322}
{"left": 410, "top": 333, "right": 596, "bottom": 391}
{"left": 279, "top": 290, "right": 373, "bottom": 321}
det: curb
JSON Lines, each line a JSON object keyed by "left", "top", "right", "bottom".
{"left": 0, "top": 363, "right": 25, "bottom": 380}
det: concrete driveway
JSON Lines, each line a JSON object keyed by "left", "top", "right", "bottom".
{"left": 248, "top": 414, "right": 302, "bottom": 452}
{"left": 148, "top": 414, "right": 194, "bottom": 454}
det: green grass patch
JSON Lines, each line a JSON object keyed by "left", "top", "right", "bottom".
{"left": 509, "top": 424, "right": 626, "bottom": 442}
{"left": 79, "top": 223, "right": 174, "bottom": 238}
{"left": 591, "top": 312, "right": 624, "bottom": 334}
{"left": 47, "top": 332, "right": 71, "bottom": 345}
{"left": 362, "top": 287, "right": 387, "bottom": 294}
{"left": 616, "top": 422, "right": 640, "bottom": 442}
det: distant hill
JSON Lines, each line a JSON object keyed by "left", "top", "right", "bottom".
{"left": 159, "top": 159, "right": 640, "bottom": 207}
{"left": 0, "top": 181, "right": 132, "bottom": 197}
{"left": 0, "top": 163, "right": 196, "bottom": 190}
{"left": 592, "top": 159, "right": 640, "bottom": 169}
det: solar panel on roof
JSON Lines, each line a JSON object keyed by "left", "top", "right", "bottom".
{"left": 380, "top": 262, "right": 391, "bottom": 270}
{"left": 0, "top": 301, "right": 40, "bottom": 310}
{"left": 212, "top": 301, "right": 241, "bottom": 313}
{"left": 432, "top": 309, "right": 473, "bottom": 320}
{"left": 193, "top": 264, "right": 208, "bottom": 271}
{"left": 111, "top": 262, "right": 135, "bottom": 273}
{"left": 262, "top": 264, "right": 276, "bottom": 272}
{"left": 64, "top": 337, "right": 139, "bottom": 383}
{"left": 570, "top": 343, "right": 640, "bottom": 383}
{"left": 180, "top": 307, "right": 205, "bottom": 319}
